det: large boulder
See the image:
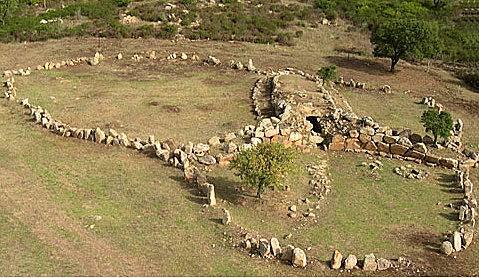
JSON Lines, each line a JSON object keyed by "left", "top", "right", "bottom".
{"left": 270, "top": 237, "right": 282, "bottom": 257}
{"left": 383, "top": 135, "right": 398, "bottom": 144}
{"left": 208, "top": 136, "right": 221, "bottom": 146}
{"left": 199, "top": 155, "right": 217, "bottom": 165}
{"left": 376, "top": 258, "right": 391, "bottom": 271}
{"left": 463, "top": 227, "right": 474, "bottom": 249}
{"left": 404, "top": 149, "right": 425, "bottom": 160}
{"left": 344, "top": 254, "right": 357, "bottom": 270}
{"left": 345, "top": 138, "right": 361, "bottom": 150}
{"left": 412, "top": 142, "right": 428, "bottom": 153}
{"left": 292, "top": 248, "right": 307, "bottom": 268}
{"left": 331, "top": 250, "right": 343, "bottom": 270}
{"left": 453, "top": 231, "right": 462, "bottom": 251}
{"left": 362, "top": 254, "right": 377, "bottom": 271}
{"left": 425, "top": 154, "right": 440, "bottom": 164}
{"left": 377, "top": 142, "right": 390, "bottom": 153}
{"left": 94, "top": 127, "right": 106, "bottom": 144}
{"left": 390, "top": 144, "right": 408, "bottom": 156}
{"left": 441, "top": 241, "right": 454, "bottom": 255}
{"left": 329, "top": 135, "right": 346, "bottom": 151}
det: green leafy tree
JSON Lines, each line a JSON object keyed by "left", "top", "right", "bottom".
{"left": 371, "top": 18, "right": 441, "bottom": 72}
{"left": 229, "top": 143, "right": 296, "bottom": 198}
{"left": 0, "top": 0, "right": 18, "bottom": 25}
{"left": 318, "top": 65, "right": 338, "bottom": 81}
{"left": 421, "top": 109, "right": 453, "bottom": 144}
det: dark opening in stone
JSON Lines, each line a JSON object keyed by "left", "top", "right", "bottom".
{"left": 306, "top": 116, "right": 322, "bottom": 133}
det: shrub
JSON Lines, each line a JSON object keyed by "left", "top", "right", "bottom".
{"left": 458, "top": 70, "right": 479, "bottom": 91}
{"left": 421, "top": 109, "right": 453, "bottom": 144}
{"left": 113, "top": 0, "right": 131, "bottom": 7}
{"left": 229, "top": 143, "right": 296, "bottom": 198}
{"left": 318, "top": 65, "right": 338, "bottom": 81}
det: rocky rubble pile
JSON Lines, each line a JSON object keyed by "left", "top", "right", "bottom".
{"left": 394, "top": 165, "right": 428, "bottom": 179}
{"left": 307, "top": 162, "right": 331, "bottom": 200}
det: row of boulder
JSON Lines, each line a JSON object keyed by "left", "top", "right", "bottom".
{"left": 2, "top": 75, "right": 16, "bottom": 100}
{"left": 441, "top": 166, "right": 477, "bottom": 255}
{"left": 325, "top": 115, "right": 468, "bottom": 169}
{"left": 240, "top": 235, "right": 307, "bottom": 268}
{"left": 336, "top": 76, "right": 367, "bottom": 89}
{"left": 330, "top": 250, "right": 392, "bottom": 271}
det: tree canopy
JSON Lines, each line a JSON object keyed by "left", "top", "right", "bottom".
{"left": 0, "top": 0, "right": 18, "bottom": 25}
{"left": 229, "top": 143, "right": 296, "bottom": 198}
{"left": 371, "top": 18, "right": 441, "bottom": 72}
{"left": 421, "top": 109, "right": 453, "bottom": 144}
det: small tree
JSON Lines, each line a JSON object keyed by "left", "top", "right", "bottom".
{"left": 318, "top": 65, "right": 338, "bottom": 81}
{"left": 371, "top": 18, "right": 441, "bottom": 72}
{"left": 229, "top": 143, "right": 296, "bottom": 198}
{"left": 0, "top": 0, "right": 18, "bottom": 25}
{"left": 421, "top": 109, "right": 453, "bottom": 144}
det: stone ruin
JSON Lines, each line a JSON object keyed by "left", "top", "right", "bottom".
{"left": 2, "top": 49, "right": 478, "bottom": 272}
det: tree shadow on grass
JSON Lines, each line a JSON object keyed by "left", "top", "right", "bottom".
{"left": 399, "top": 228, "right": 443, "bottom": 254}
{"left": 439, "top": 212, "right": 458, "bottom": 222}
{"left": 209, "top": 218, "right": 223, "bottom": 225}
{"left": 169, "top": 174, "right": 207, "bottom": 206}
{"left": 169, "top": 173, "right": 257, "bottom": 207}
{"left": 324, "top": 55, "right": 392, "bottom": 77}
{"left": 208, "top": 175, "right": 257, "bottom": 206}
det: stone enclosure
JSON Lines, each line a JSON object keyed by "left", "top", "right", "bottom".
{"left": 2, "top": 49, "right": 478, "bottom": 272}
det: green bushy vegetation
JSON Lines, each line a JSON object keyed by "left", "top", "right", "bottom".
{"left": 229, "top": 143, "right": 297, "bottom": 198}
{"left": 0, "top": 0, "right": 179, "bottom": 42}
{"left": 459, "top": 70, "right": 479, "bottom": 91}
{"left": 317, "top": 64, "right": 338, "bottom": 81}
{"left": 371, "top": 18, "right": 441, "bottom": 71}
{"left": 312, "top": 0, "right": 479, "bottom": 66}
{"left": 421, "top": 109, "right": 453, "bottom": 144}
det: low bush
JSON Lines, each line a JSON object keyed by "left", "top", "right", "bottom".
{"left": 459, "top": 70, "right": 479, "bottom": 91}
{"left": 318, "top": 65, "right": 338, "bottom": 81}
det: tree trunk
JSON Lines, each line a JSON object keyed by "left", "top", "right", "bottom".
{"left": 433, "top": 133, "right": 438, "bottom": 144}
{"left": 256, "top": 189, "right": 262, "bottom": 199}
{"left": 390, "top": 57, "right": 399, "bottom": 72}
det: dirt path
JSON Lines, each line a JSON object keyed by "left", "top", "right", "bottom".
{"left": 0, "top": 167, "right": 150, "bottom": 276}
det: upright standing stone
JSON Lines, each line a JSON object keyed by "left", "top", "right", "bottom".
{"left": 453, "top": 231, "right": 462, "bottom": 252}
{"left": 331, "top": 250, "right": 343, "bottom": 270}
{"left": 270, "top": 237, "right": 281, "bottom": 257}
{"left": 344, "top": 254, "right": 357, "bottom": 270}
{"left": 207, "top": 183, "right": 216, "bottom": 206}
{"left": 362, "top": 253, "right": 377, "bottom": 271}
{"left": 94, "top": 127, "right": 106, "bottom": 143}
{"left": 292, "top": 248, "right": 307, "bottom": 268}
{"left": 222, "top": 209, "right": 231, "bottom": 225}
